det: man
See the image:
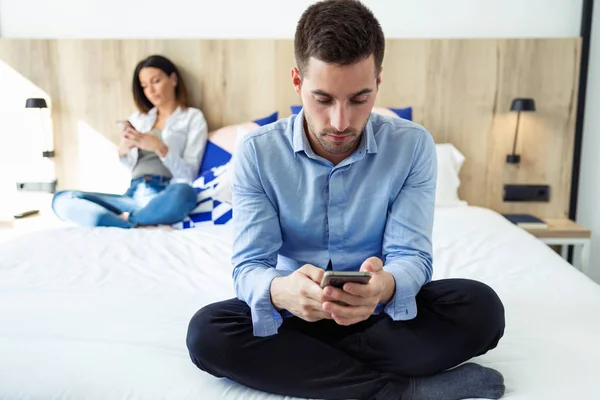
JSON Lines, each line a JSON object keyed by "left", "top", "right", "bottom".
{"left": 186, "top": 1, "right": 506, "bottom": 399}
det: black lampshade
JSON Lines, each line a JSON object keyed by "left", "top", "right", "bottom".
{"left": 25, "top": 98, "right": 48, "bottom": 108}
{"left": 510, "top": 98, "right": 535, "bottom": 112}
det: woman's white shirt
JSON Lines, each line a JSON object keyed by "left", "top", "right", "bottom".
{"left": 119, "top": 106, "right": 208, "bottom": 184}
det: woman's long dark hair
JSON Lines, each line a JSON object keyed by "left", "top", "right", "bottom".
{"left": 132, "top": 55, "right": 189, "bottom": 113}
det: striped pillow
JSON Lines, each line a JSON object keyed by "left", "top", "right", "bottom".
{"left": 175, "top": 121, "right": 260, "bottom": 229}
{"left": 175, "top": 145, "right": 232, "bottom": 229}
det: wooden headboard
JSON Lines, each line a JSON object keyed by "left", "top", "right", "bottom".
{"left": 0, "top": 38, "right": 580, "bottom": 217}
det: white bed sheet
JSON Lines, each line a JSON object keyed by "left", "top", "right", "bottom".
{"left": 0, "top": 207, "right": 599, "bottom": 400}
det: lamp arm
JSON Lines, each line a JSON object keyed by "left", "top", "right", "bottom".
{"left": 512, "top": 111, "right": 521, "bottom": 155}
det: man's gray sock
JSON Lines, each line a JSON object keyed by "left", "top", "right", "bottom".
{"left": 403, "top": 362, "right": 505, "bottom": 400}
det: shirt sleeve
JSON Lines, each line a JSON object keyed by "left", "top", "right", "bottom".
{"left": 119, "top": 148, "right": 137, "bottom": 169}
{"left": 159, "top": 110, "right": 208, "bottom": 184}
{"left": 118, "top": 111, "right": 141, "bottom": 170}
{"left": 230, "top": 137, "right": 292, "bottom": 337}
{"left": 381, "top": 129, "right": 437, "bottom": 321}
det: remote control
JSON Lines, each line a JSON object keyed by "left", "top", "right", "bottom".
{"left": 13, "top": 210, "right": 40, "bottom": 219}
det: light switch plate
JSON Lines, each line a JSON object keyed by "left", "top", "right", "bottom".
{"left": 503, "top": 184, "right": 550, "bottom": 202}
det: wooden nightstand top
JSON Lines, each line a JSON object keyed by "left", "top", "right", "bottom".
{"left": 0, "top": 208, "right": 69, "bottom": 244}
{"left": 525, "top": 218, "right": 591, "bottom": 239}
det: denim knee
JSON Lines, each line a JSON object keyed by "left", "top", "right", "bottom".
{"left": 170, "top": 183, "right": 198, "bottom": 212}
{"left": 51, "top": 190, "right": 77, "bottom": 220}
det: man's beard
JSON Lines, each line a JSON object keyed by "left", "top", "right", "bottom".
{"left": 305, "top": 112, "right": 368, "bottom": 155}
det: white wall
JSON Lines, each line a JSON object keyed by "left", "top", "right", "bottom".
{"left": 577, "top": 3, "right": 600, "bottom": 283}
{"left": 0, "top": 0, "right": 582, "bottom": 39}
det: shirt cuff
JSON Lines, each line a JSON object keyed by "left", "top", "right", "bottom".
{"left": 382, "top": 263, "right": 422, "bottom": 321}
{"left": 158, "top": 148, "right": 192, "bottom": 184}
{"left": 158, "top": 147, "right": 172, "bottom": 165}
{"left": 119, "top": 149, "right": 135, "bottom": 166}
{"left": 249, "top": 268, "right": 293, "bottom": 337}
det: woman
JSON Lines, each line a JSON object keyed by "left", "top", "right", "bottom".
{"left": 52, "top": 55, "right": 207, "bottom": 228}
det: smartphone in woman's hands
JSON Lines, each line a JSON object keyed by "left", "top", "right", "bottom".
{"left": 116, "top": 120, "right": 133, "bottom": 131}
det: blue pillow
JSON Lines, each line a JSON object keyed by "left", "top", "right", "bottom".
{"left": 197, "top": 141, "right": 232, "bottom": 177}
{"left": 253, "top": 111, "right": 278, "bottom": 126}
{"left": 290, "top": 105, "right": 303, "bottom": 115}
{"left": 177, "top": 162, "right": 233, "bottom": 229}
{"left": 388, "top": 106, "right": 413, "bottom": 121}
{"left": 176, "top": 141, "right": 234, "bottom": 229}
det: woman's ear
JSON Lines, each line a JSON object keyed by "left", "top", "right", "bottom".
{"left": 170, "top": 72, "right": 178, "bottom": 88}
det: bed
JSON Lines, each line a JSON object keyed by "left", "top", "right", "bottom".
{"left": 1, "top": 205, "right": 599, "bottom": 400}
{"left": 0, "top": 33, "right": 590, "bottom": 398}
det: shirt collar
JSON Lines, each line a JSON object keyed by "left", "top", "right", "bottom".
{"left": 363, "top": 116, "right": 378, "bottom": 154}
{"left": 148, "top": 105, "right": 183, "bottom": 120}
{"left": 292, "top": 108, "right": 379, "bottom": 156}
{"left": 292, "top": 109, "right": 308, "bottom": 154}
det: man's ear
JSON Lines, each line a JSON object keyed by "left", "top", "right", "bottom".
{"left": 291, "top": 67, "right": 302, "bottom": 95}
{"left": 376, "top": 66, "right": 382, "bottom": 88}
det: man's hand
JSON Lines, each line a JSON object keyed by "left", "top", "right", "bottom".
{"left": 270, "top": 264, "right": 332, "bottom": 322}
{"left": 321, "top": 257, "right": 396, "bottom": 326}
{"left": 123, "top": 128, "right": 168, "bottom": 156}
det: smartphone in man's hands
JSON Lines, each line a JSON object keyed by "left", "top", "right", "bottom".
{"left": 320, "top": 271, "right": 371, "bottom": 289}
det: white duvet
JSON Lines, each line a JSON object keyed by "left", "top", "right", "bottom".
{"left": 0, "top": 207, "right": 599, "bottom": 400}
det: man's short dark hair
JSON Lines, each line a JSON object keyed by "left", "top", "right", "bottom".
{"left": 294, "top": 0, "right": 385, "bottom": 76}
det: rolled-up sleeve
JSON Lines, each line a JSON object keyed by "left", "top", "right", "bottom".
{"left": 231, "top": 137, "right": 292, "bottom": 337}
{"left": 159, "top": 110, "right": 208, "bottom": 184}
{"left": 118, "top": 111, "right": 141, "bottom": 170}
{"left": 382, "top": 130, "right": 437, "bottom": 321}
{"left": 119, "top": 148, "right": 137, "bottom": 170}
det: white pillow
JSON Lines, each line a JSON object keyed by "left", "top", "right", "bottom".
{"left": 212, "top": 130, "right": 467, "bottom": 208}
{"left": 435, "top": 143, "right": 467, "bottom": 207}
{"left": 211, "top": 124, "right": 255, "bottom": 204}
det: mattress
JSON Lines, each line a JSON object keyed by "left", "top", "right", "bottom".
{"left": 0, "top": 206, "right": 599, "bottom": 400}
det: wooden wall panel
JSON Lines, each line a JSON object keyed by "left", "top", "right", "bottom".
{"left": 0, "top": 38, "right": 580, "bottom": 217}
{"left": 488, "top": 39, "right": 580, "bottom": 217}
{"left": 274, "top": 40, "right": 298, "bottom": 118}
{"left": 376, "top": 38, "right": 580, "bottom": 217}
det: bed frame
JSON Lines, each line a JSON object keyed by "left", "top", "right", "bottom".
{"left": 0, "top": 38, "right": 581, "bottom": 217}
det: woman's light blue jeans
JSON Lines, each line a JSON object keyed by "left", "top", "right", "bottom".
{"left": 52, "top": 175, "right": 197, "bottom": 228}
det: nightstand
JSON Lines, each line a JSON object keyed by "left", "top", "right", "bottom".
{"left": 0, "top": 193, "right": 67, "bottom": 244}
{"left": 524, "top": 218, "right": 591, "bottom": 275}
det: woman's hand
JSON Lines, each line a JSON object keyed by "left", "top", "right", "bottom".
{"left": 118, "top": 133, "right": 137, "bottom": 158}
{"left": 123, "top": 128, "right": 168, "bottom": 156}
